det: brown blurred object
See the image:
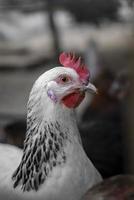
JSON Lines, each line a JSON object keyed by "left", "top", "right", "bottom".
{"left": 125, "top": 47, "right": 134, "bottom": 174}
{"left": 79, "top": 67, "right": 130, "bottom": 178}
{"left": 83, "top": 175, "right": 134, "bottom": 200}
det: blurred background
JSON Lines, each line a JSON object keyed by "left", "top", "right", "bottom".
{"left": 0, "top": 0, "right": 134, "bottom": 179}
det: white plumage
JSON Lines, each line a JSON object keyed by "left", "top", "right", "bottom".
{"left": 0, "top": 60, "right": 102, "bottom": 200}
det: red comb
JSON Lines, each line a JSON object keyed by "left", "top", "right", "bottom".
{"left": 59, "top": 52, "right": 90, "bottom": 84}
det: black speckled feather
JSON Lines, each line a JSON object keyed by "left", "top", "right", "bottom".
{"left": 12, "top": 121, "right": 67, "bottom": 191}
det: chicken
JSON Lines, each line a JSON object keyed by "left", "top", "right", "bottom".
{"left": 82, "top": 175, "right": 134, "bottom": 200}
{"left": 79, "top": 68, "right": 130, "bottom": 178}
{"left": 0, "top": 52, "right": 102, "bottom": 200}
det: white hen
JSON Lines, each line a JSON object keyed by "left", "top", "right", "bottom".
{"left": 0, "top": 53, "right": 102, "bottom": 200}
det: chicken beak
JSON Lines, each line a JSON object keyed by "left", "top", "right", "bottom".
{"left": 84, "top": 82, "right": 98, "bottom": 94}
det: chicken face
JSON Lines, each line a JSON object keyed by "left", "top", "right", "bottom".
{"left": 46, "top": 67, "right": 97, "bottom": 108}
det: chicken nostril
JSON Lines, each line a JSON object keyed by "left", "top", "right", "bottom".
{"left": 81, "top": 79, "right": 89, "bottom": 86}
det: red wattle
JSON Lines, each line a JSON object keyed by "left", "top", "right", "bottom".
{"left": 62, "top": 92, "right": 85, "bottom": 108}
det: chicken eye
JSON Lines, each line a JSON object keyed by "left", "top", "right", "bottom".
{"left": 60, "top": 75, "right": 70, "bottom": 83}
{"left": 56, "top": 75, "right": 71, "bottom": 84}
